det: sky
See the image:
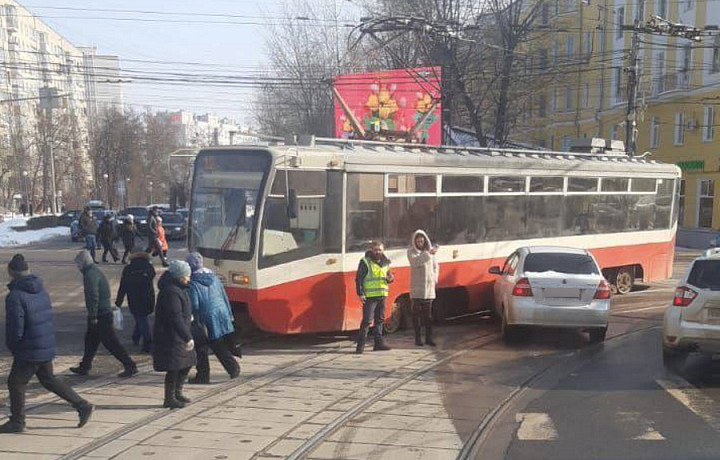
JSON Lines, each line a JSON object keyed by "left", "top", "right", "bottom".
{"left": 24, "top": 0, "right": 365, "bottom": 125}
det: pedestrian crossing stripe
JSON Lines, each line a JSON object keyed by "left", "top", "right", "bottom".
{"left": 515, "top": 412, "right": 666, "bottom": 441}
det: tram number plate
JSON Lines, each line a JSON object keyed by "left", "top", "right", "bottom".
{"left": 544, "top": 288, "right": 581, "bottom": 299}
{"left": 707, "top": 309, "right": 720, "bottom": 324}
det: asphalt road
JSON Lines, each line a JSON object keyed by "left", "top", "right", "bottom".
{"left": 1, "top": 237, "right": 719, "bottom": 459}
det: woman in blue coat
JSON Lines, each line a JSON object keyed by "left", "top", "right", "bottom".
{"left": 185, "top": 253, "right": 240, "bottom": 384}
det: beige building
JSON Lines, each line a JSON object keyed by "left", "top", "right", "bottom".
{"left": 519, "top": 0, "right": 720, "bottom": 245}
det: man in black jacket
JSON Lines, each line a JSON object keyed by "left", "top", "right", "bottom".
{"left": 119, "top": 215, "right": 142, "bottom": 264}
{"left": 116, "top": 246, "right": 155, "bottom": 352}
{"left": 1, "top": 254, "right": 93, "bottom": 433}
{"left": 98, "top": 214, "right": 119, "bottom": 263}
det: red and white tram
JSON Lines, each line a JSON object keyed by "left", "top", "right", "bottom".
{"left": 185, "top": 139, "right": 680, "bottom": 334}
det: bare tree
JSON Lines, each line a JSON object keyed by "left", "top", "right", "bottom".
{"left": 144, "top": 111, "right": 181, "bottom": 206}
{"left": 254, "top": 0, "right": 369, "bottom": 137}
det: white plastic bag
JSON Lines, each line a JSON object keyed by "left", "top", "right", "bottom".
{"left": 112, "top": 307, "right": 124, "bottom": 331}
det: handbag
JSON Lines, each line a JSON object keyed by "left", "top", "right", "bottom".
{"left": 112, "top": 307, "right": 124, "bottom": 331}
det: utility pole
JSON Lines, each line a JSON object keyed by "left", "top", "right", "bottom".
{"left": 625, "top": 0, "right": 645, "bottom": 157}
{"left": 40, "top": 87, "right": 60, "bottom": 214}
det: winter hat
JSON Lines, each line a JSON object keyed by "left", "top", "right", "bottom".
{"left": 185, "top": 252, "right": 204, "bottom": 273}
{"left": 167, "top": 260, "right": 191, "bottom": 279}
{"left": 74, "top": 250, "right": 94, "bottom": 270}
{"left": 7, "top": 254, "right": 29, "bottom": 277}
{"left": 126, "top": 214, "right": 134, "bottom": 222}
{"left": 129, "top": 245, "right": 149, "bottom": 260}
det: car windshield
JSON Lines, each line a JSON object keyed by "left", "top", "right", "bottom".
{"left": 687, "top": 260, "right": 720, "bottom": 290}
{"left": 161, "top": 213, "right": 184, "bottom": 224}
{"left": 524, "top": 253, "right": 599, "bottom": 275}
{"left": 190, "top": 150, "right": 269, "bottom": 260}
{"left": 122, "top": 208, "right": 148, "bottom": 218}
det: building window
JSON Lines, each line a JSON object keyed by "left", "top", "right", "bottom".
{"left": 582, "top": 83, "right": 590, "bottom": 108}
{"left": 683, "top": 0, "right": 694, "bottom": 11}
{"left": 674, "top": 112, "right": 685, "bottom": 145}
{"left": 678, "top": 179, "right": 686, "bottom": 226}
{"left": 564, "top": 86, "right": 573, "bottom": 111}
{"left": 541, "top": 3, "right": 550, "bottom": 24}
{"left": 616, "top": 7, "right": 625, "bottom": 40}
{"left": 698, "top": 179, "right": 714, "bottom": 228}
{"left": 712, "top": 36, "right": 720, "bottom": 74}
{"left": 650, "top": 116, "right": 660, "bottom": 148}
{"left": 561, "top": 135, "right": 572, "bottom": 151}
{"left": 657, "top": 0, "right": 668, "bottom": 18}
{"left": 613, "top": 67, "right": 623, "bottom": 104}
{"left": 584, "top": 31, "right": 592, "bottom": 58}
{"left": 703, "top": 106, "right": 715, "bottom": 141}
{"left": 539, "top": 93, "right": 547, "bottom": 118}
{"left": 680, "top": 44, "right": 692, "bottom": 88}
{"left": 539, "top": 48, "right": 548, "bottom": 71}
{"left": 566, "top": 36, "right": 575, "bottom": 61}
{"left": 653, "top": 52, "right": 666, "bottom": 95}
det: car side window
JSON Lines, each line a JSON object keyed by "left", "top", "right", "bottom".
{"left": 502, "top": 253, "right": 519, "bottom": 275}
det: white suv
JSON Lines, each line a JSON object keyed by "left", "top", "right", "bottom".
{"left": 663, "top": 249, "right": 720, "bottom": 368}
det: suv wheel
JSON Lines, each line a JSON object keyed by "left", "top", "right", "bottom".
{"left": 589, "top": 327, "right": 607, "bottom": 343}
{"left": 662, "top": 346, "right": 688, "bottom": 372}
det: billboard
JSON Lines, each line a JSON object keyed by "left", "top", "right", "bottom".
{"left": 333, "top": 66, "right": 442, "bottom": 145}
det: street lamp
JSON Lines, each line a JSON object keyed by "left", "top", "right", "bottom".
{"left": 103, "top": 173, "right": 109, "bottom": 208}
{"left": 125, "top": 177, "right": 131, "bottom": 208}
{"left": 149, "top": 181, "right": 153, "bottom": 205}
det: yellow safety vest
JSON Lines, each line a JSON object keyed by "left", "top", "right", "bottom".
{"left": 362, "top": 257, "right": 390, "bottom": 298}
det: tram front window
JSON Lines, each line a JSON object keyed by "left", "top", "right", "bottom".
{"left": 190, "top": 151, "right": 270, "bottom": 260}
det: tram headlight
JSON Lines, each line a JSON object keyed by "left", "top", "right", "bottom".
{"left": 231, "top": 272, "right": 251, "bottom": 286}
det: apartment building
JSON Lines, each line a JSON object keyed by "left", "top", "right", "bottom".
{"left": 0, "top": 0, "right": 121, "bottom": 210}
{"left": 520, "top": 0, "right": 720, "bottom": 243}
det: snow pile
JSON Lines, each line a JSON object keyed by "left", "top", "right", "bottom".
{"left": 0, "top": 217, "right": 68, "bottom": 248}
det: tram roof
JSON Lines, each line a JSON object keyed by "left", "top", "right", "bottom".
{"left": 193, "top": 139, "right": 681, "bottom": 176}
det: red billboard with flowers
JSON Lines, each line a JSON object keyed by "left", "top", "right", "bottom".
{"left": 333, "top": 66, "right": 442, "bottom": 145}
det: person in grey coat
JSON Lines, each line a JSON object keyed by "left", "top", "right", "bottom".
{"left": 153, "top": 260, "right": 196, "bottom": 409}
{"left": 407, "top": 230, "right": 439, "bottom": 347}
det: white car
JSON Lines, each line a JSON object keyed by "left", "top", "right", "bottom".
{"left": 490, "top": 246, "right": 612, "bottom": 343}
{"left": 663, "top": 248, "right": 720, "bottom": 369}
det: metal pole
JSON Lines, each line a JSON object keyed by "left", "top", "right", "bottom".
{"left": 625, "top": 0, "right": 645, "bottom": 157}
{"left": 47, "top": 106, "right": 58, "bottom": 213}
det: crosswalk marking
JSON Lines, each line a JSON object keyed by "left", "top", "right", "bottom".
{"left": 657, "top": 377, "right": 720, "bottom": 433}
{"left": 515, "top": 413, "right": 559, "bottom": 440}
{"left": 618, "top": 412, "right": 666, "bottom": 441}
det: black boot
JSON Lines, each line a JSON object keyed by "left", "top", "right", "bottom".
{"left": 413, "top": 315, "right": 424, "bottom": 346}
{"left": 373, "top": 322, "right": 391, "bottom": 351}
{"left": 425, "top": 322, "right": 436, "bottom": 347}
{"left": 175, "top": 374, "right": 191, "bottom": 404}
{"left": 355, "top": 326, "right": 368, "bottom": 354}
{"left": 77, "top": 403, "right": 94, "bottom": 428}
{"left": 163, "top": 373, "right": 185, "bottom": 409}
{"left": 0, "top": 420, "right": 25, "bottom": 433}
{"left": 118, "top": 363, "right": 138, "bottom": 378}
{"left": 70, "top": 364, "right": 90, "bottom": 376}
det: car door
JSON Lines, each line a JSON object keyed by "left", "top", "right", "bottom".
{"left": 495, "top": 252, "right": 520, "bottom": 315}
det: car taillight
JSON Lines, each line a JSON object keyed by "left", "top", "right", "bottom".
{"left": 512, "top": 278, "right": 533, "bottom": 297}
{"left": 593, "top": 280, "right": 612, "bottom": 300}
{"left": 673, "top": 286, "right": 697, "bottom": 307}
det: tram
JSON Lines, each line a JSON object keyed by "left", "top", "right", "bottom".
{"left": 183, "top": 138, "right": 680, "bottom": 334}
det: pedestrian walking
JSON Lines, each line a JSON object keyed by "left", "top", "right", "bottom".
{"left": 79, "top": 207, "right": 98, "bottom": 263}
{"left": 146, "top": 207, "right": 168, "bottom": 267}
{"left": 98, "top": 214, "right": 119, "bottom": 263}
{"left": 355, "top": 241, "right": 393, "bottom": 354}
{"left": 157, "top": 217, "right": 169, "bottom": 261}
{"left": 407, "top": 230, "right": 439, "bottom": 347}
{"left": 119, "top": 215, "right": 143, "bottom": 264}
{"left": 70, "top": 250, "right": 138, "bottom": 378}
{"left": 116, "top": 246, "right": 155, "bottom": 353}
{"left": 153, "top": 260, "right": 196, "bottom": 409}
{"left": 185, "top": 253, "right": 240, "bottom": 384}
{"left": 1, "top": 254, "right": 93, "bottom": 433}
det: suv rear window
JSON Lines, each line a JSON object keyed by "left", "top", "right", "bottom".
{"left": 688, "top": 260, "right": 720, "bottom": 290}
{"left": 524, "top": 253, "right": 599, "bottom": 275}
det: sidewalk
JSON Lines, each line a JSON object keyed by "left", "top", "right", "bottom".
{"left": 0, "top": 324, "right": 505, "bottom": 460}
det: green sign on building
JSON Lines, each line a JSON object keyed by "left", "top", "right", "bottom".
{"left": 676, "top": 160, "right": 704, "bottom": 171}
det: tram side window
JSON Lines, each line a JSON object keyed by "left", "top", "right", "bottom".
{"left": 655, "top": 178, "right": 674, "bottom": 229}
{"left": 384, "top": 196, "right": 437, "bottom": 249}
{"left": 435, "top": 196, "right": 485, "bottom": 245}
{"left": 563, "top": 195, "right": 596, "bottom": 235}
{"left": 595, "top": 195, "right": 631, "bottom": 232}
{"left": 484, "top": 196, "right": 527, "bottom": 241}
{"left": 346, "top": 174, "right": 384, "bottom": 252}
{"left": 526, "top": 196, "right": 562, "bottom": 238}
{"left": 259, "top": 171, "right": 328, "bottom": 268}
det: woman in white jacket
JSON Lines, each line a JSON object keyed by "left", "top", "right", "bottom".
{"left": 407, "top": 229, "right": 439, "bottom": 346}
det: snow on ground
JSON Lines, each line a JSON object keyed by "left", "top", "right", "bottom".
{"left": 0, "top": 216, "right": 68, "bottom": 248}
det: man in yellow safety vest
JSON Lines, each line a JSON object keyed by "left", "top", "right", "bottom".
{"left": 355, "top": 241, "right": 394, "bottom": 354}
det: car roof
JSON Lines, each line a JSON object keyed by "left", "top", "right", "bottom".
{"left": 521, "top": 246, "right": 589, "bottom": 255}
{"left": 694, "top": 248, "right": 720, "bottom": 262}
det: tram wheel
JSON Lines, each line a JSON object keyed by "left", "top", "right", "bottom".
{"left": 385, "top": 296, "right": 408, "bottom": 334}
{"left": 614, "top": 267, "right": 634, "bottom": 295}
